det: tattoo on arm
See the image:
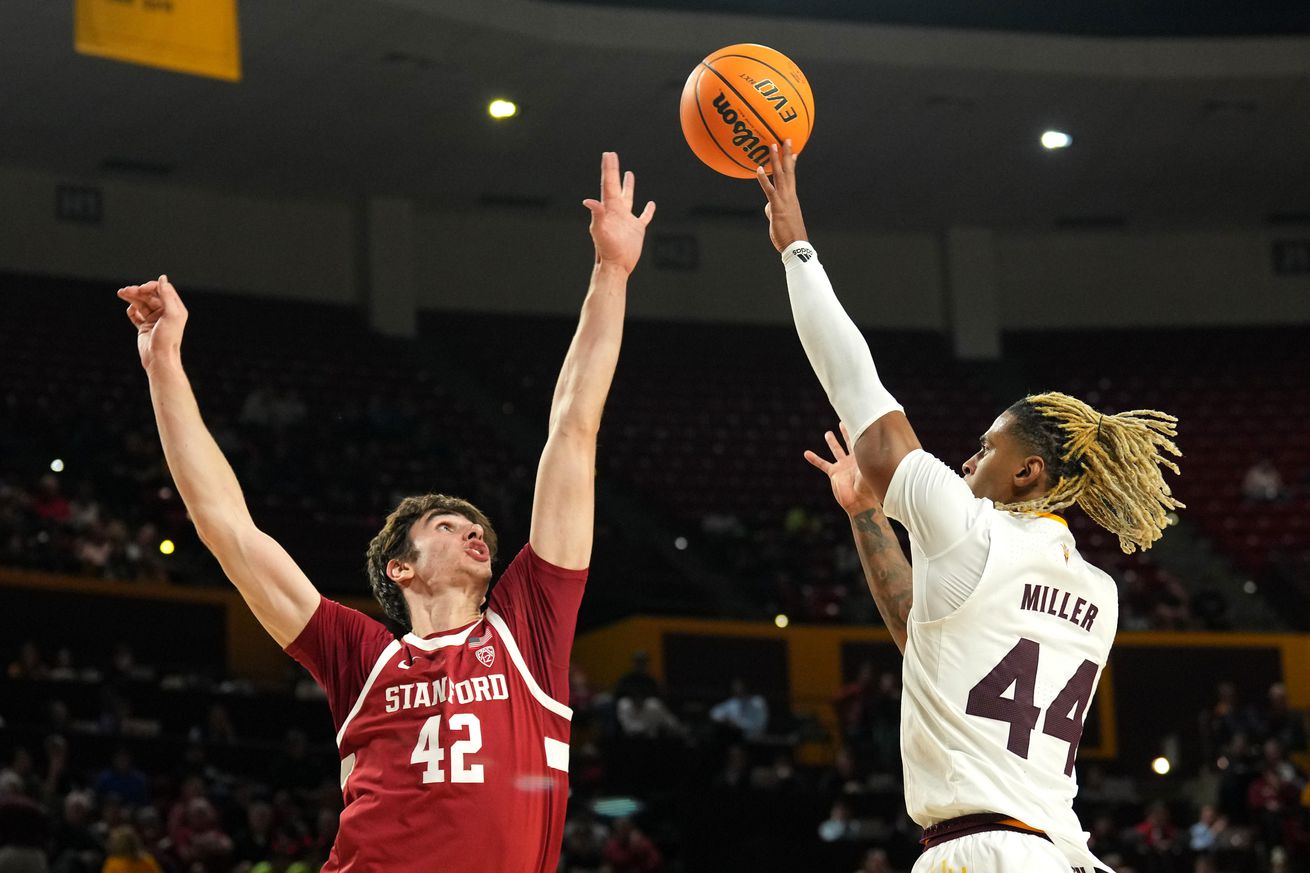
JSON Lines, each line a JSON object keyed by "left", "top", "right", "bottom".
{"left": 851, "top": 507, "right": 913, "bottom": 654}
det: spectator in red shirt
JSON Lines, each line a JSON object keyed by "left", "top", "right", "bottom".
{"left": 603, "top": 818, "right": 662, "bottom": 873}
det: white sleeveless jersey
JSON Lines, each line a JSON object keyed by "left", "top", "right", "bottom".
{"left": 885, "top": 450, "right": 1118, "bottom": 873}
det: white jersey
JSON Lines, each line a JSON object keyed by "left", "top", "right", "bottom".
{"left": 884, "top": 450, "right": 1118, "bottom": 873}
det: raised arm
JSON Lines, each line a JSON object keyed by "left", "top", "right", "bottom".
{"left": 805, "top": 424, "right": 913, "bottom": 652}
{"left": 529, "top": 153, "right": 655, "bottom": 568}
{"left": 756, "top": 141, "right": 921, "bottom": 499}
{"left": 119, "top": 277, "right": 319, "bottom": 647}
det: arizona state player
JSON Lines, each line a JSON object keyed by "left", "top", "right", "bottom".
{"left": 760, "top": 140, "right": 1181, "bottom": 873}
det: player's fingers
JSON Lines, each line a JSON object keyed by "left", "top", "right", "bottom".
{"left": 582, "top": 198, "right": 603, "bottom": 217}
{"left": 803, "top": 449, "right": 832, "bottom": 473}
{"left": 600, "top": 152, "right": 621, "bottom": 203}
{"left": 768, "top": 142, "right": 784, "bottom": 180}
{"left": 824, "top": 429, "right": 845, "bottom": 458}
{"left": 839, "top": 421, "right": 853, "bottom": 451}
{"left": 639, "top": 200, "right": 656, "bottom": 226}
{"left": 125, "top": 303, "right": 145, "bottom": 327}
{"left": 157, "top": 274, "right": 185, "bottom": 311}
{"left": 755, "top": 165, "right": 776, "bottom": 196}
{"left": 621, "top": 170, "right": 635, "bottom": 207}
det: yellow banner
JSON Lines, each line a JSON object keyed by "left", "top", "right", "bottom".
{"left": 75, "top": 0, "right": 241, "bottom": 82}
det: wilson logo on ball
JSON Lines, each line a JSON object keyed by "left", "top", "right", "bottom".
{"left": 711, "top": 92, "right": 771, "bottom": 167}
{"left": 680, "top": 43, "right": 815, "bottom": 179}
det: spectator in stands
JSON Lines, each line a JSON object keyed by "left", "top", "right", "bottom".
{"left": 101, "top": 826, "right": 162, "bottom": 873}
{"left": 231, "top": 801, "right": 276, "bottom": 868}
{"left": 853, "top": 847, "right": 896, "bottom": 873}
{"left": 1189, "top": 803, "right": 1225, "bottom": 853}
{"left": 716, "top": 744, "right": 752, "bottom": 791}
{"left": 8, "top": 642, "right": 49, "bottom": 681}
{"left": 615, "top": 689, "right": 682, "bottom": 739}
{"left": 817, "top": 798, "right": 862, "bottom": 843}
{"left": 1243, "top": 458, "right": 1287, "bottom": 503}
{"left": 93, "top": 750, "right": 148, "bottom": 808}
{"left": 50, "top": 790, "right": 102, "bottom": 873}
{"left": 188, "top": 705, "right": 237, "bottom": 746}
{"left": 269, "top": 731, "right": 320, "bottom": 797}
{"left": 1131, "top": 801, "right": 1181, "bottom": 866}
{"left": 612, "top": 651, "right": 660, "bottom": 704}
{"left": 1256, "top": 683, "right": 1308, "bottom": 755}
{"left": 832, "top": 662, "right": 878, "bottom": 748}
{"left": 0, "top": 748, "right": 39, "bottom": 800}
{"left": 168, "top": 797, "right": 232, "bottom": 871}
{"left": 1247, "top": 746, "right": 1301, "bottom": 852}
{"left": 709, "top": 678, "right": 769, "bottom": 740}
{"left": 30, "top": 474, "right": 71, "bottom": 524}
{"left": 1200, "top": 681, "right": 1249, "bottom": 762}
{"left": 0, "top": 777, "right": 50, "bottom": 873}
{"left": 561, "top": 806, "right": 609, "bottom": 873}
{"left": 602, "top": 818, "right": 661, "bottom": 873}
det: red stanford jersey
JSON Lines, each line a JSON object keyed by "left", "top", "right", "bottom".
{"left": 286, "top": 544, "right": 585, "bottom": 873}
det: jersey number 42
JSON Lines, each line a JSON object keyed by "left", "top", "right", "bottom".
{"left": 964, "top": 637, "right": 1097, "bottom": 777}
{"left": 410, "top": 714, "right": 485, "bottom": 784}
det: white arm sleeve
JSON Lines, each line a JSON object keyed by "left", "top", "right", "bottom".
{"left": 883, "top": 449, "right": 992, "bottom": 619}
{"left": 781, "top": 242, "right": 903, "bottom": 441}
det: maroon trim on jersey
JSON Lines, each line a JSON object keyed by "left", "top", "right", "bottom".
{"left": 920, "top": 813, "right": 1051, "bottom": 849}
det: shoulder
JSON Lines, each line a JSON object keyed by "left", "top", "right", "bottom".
{"left": 492, "top": 543, "right": 588, "bottom": 593}
{"left": 285, "top": 596, "right": 391, "bottom": 657}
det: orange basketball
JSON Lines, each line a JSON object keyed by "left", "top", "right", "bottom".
{"left": 679, "top": 43, "right": 815, "bottom": 179}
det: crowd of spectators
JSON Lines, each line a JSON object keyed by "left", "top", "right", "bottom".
{"left": 4, "top": 634, "right": 1310, "bottom": 873}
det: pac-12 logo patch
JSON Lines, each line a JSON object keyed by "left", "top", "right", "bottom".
{"left": 475, "top": 645, "right": 496, "bottom": 668}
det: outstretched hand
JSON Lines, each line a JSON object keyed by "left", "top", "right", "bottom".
{"left": 804, "top": 422, "right": 880, "bottom": 516}
{"left": 583, "top": 151, "right": 656, "bottom": 274}
{"left": 755, "top": 138, "right": 809, "bottom": 253}
{"left": 117, "top": 275, "right": 188, "bottom": 372}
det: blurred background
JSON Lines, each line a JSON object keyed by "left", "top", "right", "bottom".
{"left": 2, "top": 1, "right": 1310, "bottom": 871}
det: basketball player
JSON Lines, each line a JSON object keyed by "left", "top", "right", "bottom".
{"left": 758, "top": 140, "right": 1182, "bottom": 873}
{"left": 118, "top": 152, "right": 655, "bottom": 873}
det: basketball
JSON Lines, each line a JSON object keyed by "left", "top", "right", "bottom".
{"left": 679, "top": 43, "right": 815, "bottom": 178}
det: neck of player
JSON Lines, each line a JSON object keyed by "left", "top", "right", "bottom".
{"left": 406, "top": 588, "right": 485, "bottom": 638}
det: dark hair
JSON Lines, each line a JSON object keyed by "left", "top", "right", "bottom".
{"left": 365, "top": 494, "right": 499, "bottom": 631}
{"left": 1005, "top": 396, "right": 1086, "bottom": 488}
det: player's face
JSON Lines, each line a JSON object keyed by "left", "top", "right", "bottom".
{"left": 407, "top": 511, "right": 494, "bottom": 587}
{"left": 960, "top": 413, "right": 1027, "bottom": 502}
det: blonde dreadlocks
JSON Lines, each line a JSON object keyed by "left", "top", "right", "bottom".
{"left": 996, "top": 391, "right": 1183, "bottom": 554}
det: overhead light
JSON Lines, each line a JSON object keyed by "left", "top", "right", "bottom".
{"left": 50, "top": 459, "right": 65, "bottom": 473}
{"left": 488, "top": 99, "right": 518, "bottom": 120}
{"left": 1041, "top": 130, "right": 1072, "bottom": 150}
{"left": 1151, "top": 756, "right": 1171, "bottom": 775}
{"left": 159, "top": 539, "right": 176, "bottom": 556}
{"left": 774, "top": 614, "right": 790, "bottom": 629}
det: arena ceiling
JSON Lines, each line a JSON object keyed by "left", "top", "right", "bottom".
{"left": 2, "top": 0, "right": 1309, "bottom": 230}
{"left": 547, "top": 0, "right": 1310, "bottom": 38}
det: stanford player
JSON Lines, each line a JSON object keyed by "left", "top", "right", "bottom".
{"left": 760, "top": 140, "right": 1181, "bottom": 873}
{"left": 119, "top": 152, "right": 655, "bottom": 872}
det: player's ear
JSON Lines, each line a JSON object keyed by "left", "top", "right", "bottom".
{"left": 1014, "top": 454, "right": 1046, "bottom": 492}
{"left": 387, "top": 558, "right": 414, "bottom": 587}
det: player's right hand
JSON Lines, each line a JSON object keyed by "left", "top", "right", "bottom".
{"left": 756, "top": 138, "right": 809, "bottom": 253}
{"left": 118, "top": 275, "right": 188, "bottom": 372}
{"left": 804, "top": 422, "right": 882, "bottom": 517}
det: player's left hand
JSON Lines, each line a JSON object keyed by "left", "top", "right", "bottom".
{"left": 584, "top": 151, "right": 656, "bottom": 274}
{"left": 756, "top": 139, "right": 810, "bottom": 253}
{"left": 804, "top": 422, "right": 881, "bottom": 517}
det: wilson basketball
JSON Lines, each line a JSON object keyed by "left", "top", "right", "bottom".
{"left": 679, "top": 43, "right": 815, "bottom": 179}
